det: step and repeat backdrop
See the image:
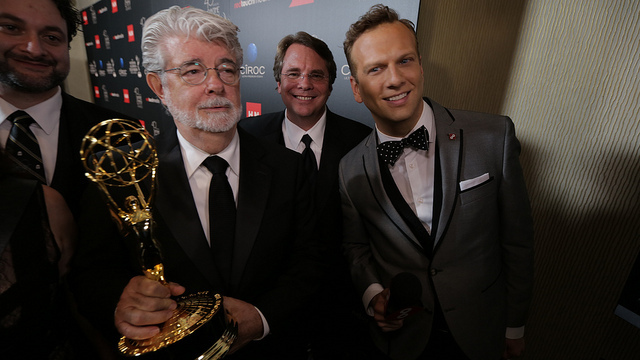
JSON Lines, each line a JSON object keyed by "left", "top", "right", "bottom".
{"left": 81, "top": 0, "right": 419, "bottom": 136}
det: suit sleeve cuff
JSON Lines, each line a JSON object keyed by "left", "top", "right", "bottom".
{"left": 505, "top": 326, "right": 524, "bottom": 339}
{"left": 363, "top": 283, "right": 384, "bottom": 316}
{"left": 254, "top": 306, "right": 270, "bottom": 340}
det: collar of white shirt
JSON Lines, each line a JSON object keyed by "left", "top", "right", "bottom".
{"left": 375, "top": 99, "right": 435, "bottom": 145}
{"left": 177, "top": 128, "right": 240, "bottom": 179}
{"left": 0, "top": 86, "right": 62, "bottom": 136}
{"left": 282, "top": 107, "right": 327, "bottom": 155}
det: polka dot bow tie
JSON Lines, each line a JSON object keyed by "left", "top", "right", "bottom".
{"left": 376, "top": 125, "right": 429, "bottom": 165}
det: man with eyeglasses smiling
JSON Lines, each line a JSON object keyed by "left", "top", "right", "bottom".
{"left": 240, "top": 31, "right": 373, "bottom": 359}
{"left": 72, "top": 6, "right": 327, "bottom": 359}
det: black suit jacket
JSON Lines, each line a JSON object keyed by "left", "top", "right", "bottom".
{"left": 51, "top": 92, "right": 135, "bottom": 216}
{"left": 72, "top": 127, "right": 326, "bottom": 359}
{"left": 239, "top": 110, "right": 373, "bottom": 358}
{"left": 239, "top": 109, "right": 371, "bottom": 248}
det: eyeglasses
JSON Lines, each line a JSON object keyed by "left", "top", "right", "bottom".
{"left": 161, "top": 61, "right": 240, "bottom": 85}
{"left": 281, "top": 72, "right": 328, "bottom": 83}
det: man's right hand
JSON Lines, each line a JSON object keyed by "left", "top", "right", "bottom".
{"left": 370, "top": 288, "right": 404, "bottom": 332}
{"left": 114, "top": 275, "right": 185, "bottom": 339}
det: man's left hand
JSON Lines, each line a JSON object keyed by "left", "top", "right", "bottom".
{"left": 223, "top": 297, "right": 264, "bottom": 354}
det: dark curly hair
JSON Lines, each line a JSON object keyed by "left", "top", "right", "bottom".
{"left": 52, "top": 0, "right": 81, "bottom": 43}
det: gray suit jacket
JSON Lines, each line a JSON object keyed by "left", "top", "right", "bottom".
{"left": 338, "top": 98, "right": 534, "bottom": 360}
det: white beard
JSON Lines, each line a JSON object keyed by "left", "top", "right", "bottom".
{"left": 164, "top": 91, "right": 242, "bottom": 133}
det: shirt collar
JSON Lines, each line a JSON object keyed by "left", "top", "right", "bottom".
{"left": 0, "top": 87, "right": 62, "bottom": 135}
{"left": 177, "top": 128, "right": 241, "bottom": 178}
{"left": 376, "top": 99, "right": 435, "bottom": 143}
{"left": 282, "top": 107, "right": 327, "bottom": 150}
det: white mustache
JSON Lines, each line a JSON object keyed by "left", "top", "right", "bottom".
{"left": 198, "top": 98, "right": 234, "bottom": 109}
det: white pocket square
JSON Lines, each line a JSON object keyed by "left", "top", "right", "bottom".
{"left": 459, "top": 173, "right": 490, "bottom": 191}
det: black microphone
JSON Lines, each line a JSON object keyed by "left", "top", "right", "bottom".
{"left": 385, "top": 272, "right": 424, "bottom": 320}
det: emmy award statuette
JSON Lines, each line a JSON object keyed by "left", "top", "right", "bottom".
{"left": 80, "top": 119, "right": 237, "bottom": 359}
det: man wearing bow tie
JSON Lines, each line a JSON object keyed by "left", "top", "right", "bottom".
{"left": 339, "top": 5, "right": 534, "bottom": 360}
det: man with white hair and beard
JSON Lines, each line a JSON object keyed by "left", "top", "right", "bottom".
{"left": 72, "top": 6, "right": 327, "bottom": 360}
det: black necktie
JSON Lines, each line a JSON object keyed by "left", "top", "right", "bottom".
{"left": 5, "top": 111, "right": 46, "bottom": 183}
{"left": 377, "top": 125, "right": 429, "bottom": 166}
{"left": 301, "top": 134, "right": 318, "bottom": 183}
{"left": 202, "top": 156, "right": 235, "bottom": 286}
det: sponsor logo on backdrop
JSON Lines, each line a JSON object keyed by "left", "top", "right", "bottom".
{"left": 234, "top": 0, "right": 270, "bottom": 9}
{"left": 94, "top": 86, "right": 100, "bottom": 99}
{"left": 98, "top": 6, "right": 108, "bottom": 14}
{"left": 127, "top": 24, "right": 135, "bottom": 42}
{"left": 106, "top": 58, "right": 116, "bottom": 77}
{"left": 82, "top": 11, "right": 88, "bottom": 25}
{"left": 150, "top": 121, "right": 161, "bottom": 136}
{"left": 111, "top": 0, "right": 118, "bottom": 13}
{"left": 204, "top": 0, "right": 222, "bottom": 15}
{"left": 109, "top": 92, "right": 121, "bottom": 99}
{"left": 241, "top": 64, "right": 266, "bottom": 78}
{"left": 98, "top": 60, "right": 106, "bottom": 77}
{"left": 341, "top": 64, "right": 351, "bottom": 79}
{"left": 102, "top": 85, "right": 109, "bottom": 102}
{"left": 118, "top": 58, "right": 128, "bottom": 77}
{"left": 129, "top": 56, "right": 143, "bottom": 78}
{"left": 241, "top": 43, "right": 265, "bottom": 79}
{"left": 246, "top": 102, "right": 262, "bottom": 117}
{"left": 289, "top": 0, "right": 313, "bottom": 7}
{"left": 95, "top": 35, "right": 101, "bottom": 49}
{"left": 103, "top": 30, "right": 111, "bottom": 50}
{"left": 90, "top": 7, "right": 97, "bottom": 24}
{"left": 124, "top": 0, "right": 132, "bottom": 11}
{"left": 89, "top": 61, "right": 98, "bottom": 77}
{"left": 134, "top": 88, "right": 143, "bottom": 109}
{"left": 123, "top": 89, "right": 130, "bottom": 103}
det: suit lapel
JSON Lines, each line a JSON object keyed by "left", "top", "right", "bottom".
{"left": 428, "top": 99, "right": 462, "bottom": 248}
{"left": 362, "top": 133, "right": 423, "bottom": 250}
{"left": 230, "top": 130, "right": 271, "bottom": 291}
{"left": 315, "top": 111, "right": 343, "bottom": 206}
{"left": 154, "top": 131, "right": 221, "bottom": 288}
{"left": 261, "top": 111, "right": 286, "bottom": 145}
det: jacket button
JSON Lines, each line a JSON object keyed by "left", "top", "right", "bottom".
{"left": 430, "top": 269, "right": 438, "bottom": 276}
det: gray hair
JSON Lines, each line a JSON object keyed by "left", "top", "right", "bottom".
{"left": 141, "top": 6, "right": 243, "bottom": 73}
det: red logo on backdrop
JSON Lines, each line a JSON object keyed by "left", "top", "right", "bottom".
{"left": 94, "top": 35, "right": 101, "bottom": 49}
{"left": 111, "top": 0, "right": 118, "bottom": 13}
{"left": 246, "top": 102, "right": 262, "bottom": 117}
{"left": 290, "top": 0, "right": 314, "bottom": 7}
{"left": 123, "top": 89, "right": 130, "bottom": 103}
{"left": 94, "top": 86, "right": 100, "bottom": 98}
{"left": 82, "top": 11, "right": 88, "bottom": 25}
{"left": 127, "top": 25, "right": 135, "bottom": 42}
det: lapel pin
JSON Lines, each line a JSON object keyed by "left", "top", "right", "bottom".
{"left": 448, "top": 133, "right": 456, "bottom": 140}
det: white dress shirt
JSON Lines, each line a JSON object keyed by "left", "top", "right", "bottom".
{"left": 0, "top": 87, "right": 63, "bottom": 185}
{"left": 376, "top": 100, "right": 436, "bottom": 233}
{"left": 281, "top": 107, "right": 326, "bottom": 168}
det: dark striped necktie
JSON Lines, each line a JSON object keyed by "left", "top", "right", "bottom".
{"left": 5, "top": 111, "right": 46, "bottom": 183}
